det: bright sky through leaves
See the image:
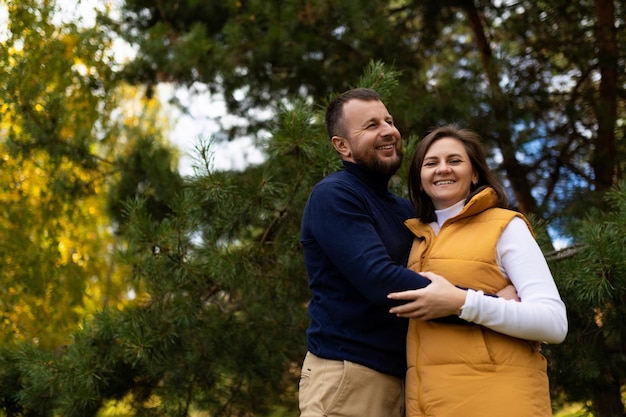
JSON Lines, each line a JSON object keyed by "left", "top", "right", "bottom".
{"left": 50, "top": 0, "right": 265, "bottom": 174}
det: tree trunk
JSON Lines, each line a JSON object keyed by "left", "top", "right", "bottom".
{"left": 588, "top": 319, "right": 626, "bottom": 417}
{"left": 592, "top": 0, "right": 618, "bottom": 188}
{"left": 461, "top": 2, "right": 539, "bottom": 215}
{"left": 590, "top": 380, "right": 626, "bottom": 417}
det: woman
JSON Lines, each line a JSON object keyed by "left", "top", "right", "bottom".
{"left": 388, "top": 124, "right": 567, "bottom": 417}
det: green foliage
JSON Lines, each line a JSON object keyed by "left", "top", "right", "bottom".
{"left": 544, "top": 182, "right": 626, "bottom": 417}
{"left": 107, "top": 0, "right": 626, "bottom": 237}
{"left": 1, "top": 62, "right": 405, "bottom": 416}
{"left": 108, "top": 0, "right": 476, "bottom": 141}
{"left": 0, "top": 0, "right": 186, "bottom": 352}
{"left": 0, "top": 0, "right": 123, "bottom": 348}
{"left": 0, "top": 0, "right": 188, "bottom": 414}
{"left": 354, "top": 60, "right": 402, "bottom": 103}
{"left": 2, "top": 0, "right": 626, "bottom": 414}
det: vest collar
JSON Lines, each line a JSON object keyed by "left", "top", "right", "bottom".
{"left": 406, "top": 187, "right": 498, "bottom": 236}
{"left": 440, "top": 187, "right": 498, "bottom": 228}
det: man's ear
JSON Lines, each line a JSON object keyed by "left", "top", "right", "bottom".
{"left": 331, "top": 136, "right": 351, "bottom": 158}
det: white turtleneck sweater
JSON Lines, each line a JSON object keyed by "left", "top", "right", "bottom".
{"left": 432, "top": 200, "right": 568, "bottom": 344}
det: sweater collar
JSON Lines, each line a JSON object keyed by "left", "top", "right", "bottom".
{"left": 343, "top": 161, "right": 392, "bottom": 194}
{"left": 434, "top": 199, "right": 466, "bottom": 228}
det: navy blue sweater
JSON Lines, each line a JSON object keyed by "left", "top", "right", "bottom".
{"left": 300, "top": 161, "right": 431, "bottom": 377}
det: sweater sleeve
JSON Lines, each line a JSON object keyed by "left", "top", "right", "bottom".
{"left": 302, "top": 181, "right": 431, "bottom": 305}
{"left": 459, "top": 217, "right": 568, "bottom": 343}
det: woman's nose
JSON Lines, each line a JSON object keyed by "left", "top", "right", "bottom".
{"left": 436, "top": 163, "right": 450, "bottom": 174}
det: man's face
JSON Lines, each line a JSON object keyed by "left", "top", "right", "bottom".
{"left": 334, "top": 99, "right": 403, "bottom": 175}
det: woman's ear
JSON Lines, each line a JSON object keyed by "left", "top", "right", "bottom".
{"left": 331, "top": 136, "right": 351, "bottom": 158}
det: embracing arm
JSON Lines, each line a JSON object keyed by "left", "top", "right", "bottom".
{"left": 387, "top": 273, "right": 517, "bottom": 320}
{"left": 389, "top": 218, "right": 567, "bottom": 344}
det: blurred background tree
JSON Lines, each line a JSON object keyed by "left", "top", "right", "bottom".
{"left": 546, "top": 182, "right": 626, "bottom": 417}
{"left": 0, "top": 0, "right": 624, "bottom": 416}
{"left": 0, "top": 0, "right": 182, "bottom": 344}
{"left": 108, "top": 0, "right": 623, "bottom": 230}
{"left": 0, "top": 0, "right": 182, "bottom": 414}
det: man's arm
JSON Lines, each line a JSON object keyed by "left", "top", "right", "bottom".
{"left": 388, "top": 272, "right": 467, "bottom": 320}
{"left": 303, "top": 181, "right": 430, "bottom": 304}
{"left": 388, "top": 273, "right": 519, "bottom": 320}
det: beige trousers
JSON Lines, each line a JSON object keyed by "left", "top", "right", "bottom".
{"left": 298, "top": 351, "right": 405, "bottom": 417}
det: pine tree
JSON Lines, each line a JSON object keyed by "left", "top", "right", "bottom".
{"left": 544, "top": 182, "right": 626, "bottom": 417}
{"left": 5, "top": 62, "right": 403, "bottom": 416}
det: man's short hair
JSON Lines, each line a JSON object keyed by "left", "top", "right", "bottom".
{"left": 325, "top": 88, "right": 382, "bottom": 139}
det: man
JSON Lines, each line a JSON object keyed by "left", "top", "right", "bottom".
{"left": 298, "top": 88, "right": 462, "bottom": 417}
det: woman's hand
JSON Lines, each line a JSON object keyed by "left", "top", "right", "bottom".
{"left": 388, "top": 271, "right": 467, "bottom": 320}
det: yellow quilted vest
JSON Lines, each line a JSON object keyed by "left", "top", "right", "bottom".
{"left": 403, "top": 188, "right": 551, "bottom": 417}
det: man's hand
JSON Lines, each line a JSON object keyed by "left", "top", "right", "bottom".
{"left": 497, "top": 284, "right": 520, "bottom": 301}
{"left": 387, "top": 271, "right": 467, "bottom": 320}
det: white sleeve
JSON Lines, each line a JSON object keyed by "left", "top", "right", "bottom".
{"left": 459, "top": 217, "right": 568, "bottom": 343}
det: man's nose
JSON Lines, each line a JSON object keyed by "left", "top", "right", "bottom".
{"left": 380, "top": 122, "right": 397, "bottom": 137}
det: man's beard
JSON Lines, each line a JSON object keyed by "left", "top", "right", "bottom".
{"left": 353, "top": 147, "right": 403, "bottom": 176}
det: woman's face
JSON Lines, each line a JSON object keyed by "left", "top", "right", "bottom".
{"left": 420, "top": 137, "right": 477, "bottom": 210}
